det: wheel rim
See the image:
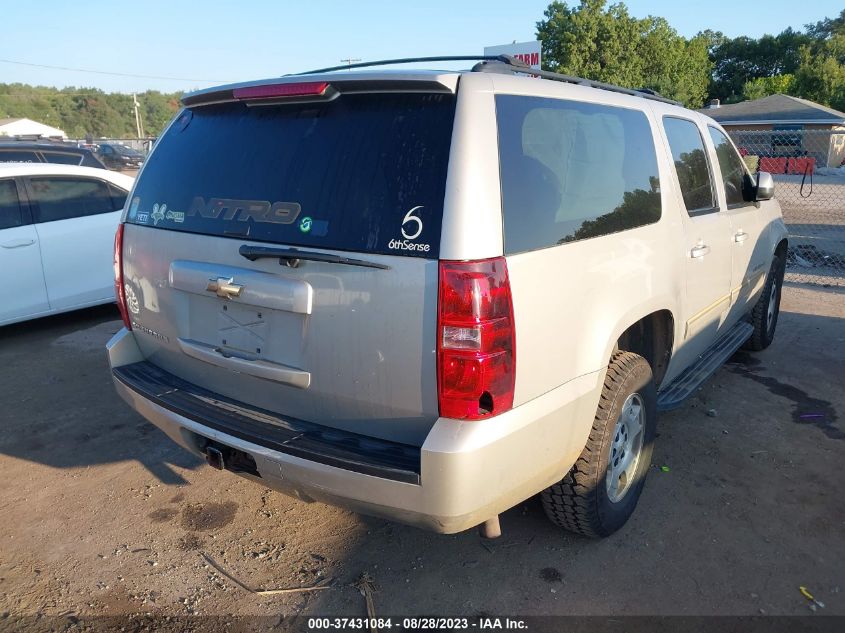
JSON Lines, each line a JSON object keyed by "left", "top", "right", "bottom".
{"left": 766, "top": 281, "right": 778, "bottom": 333}
{"left": 605, "top": 393, "right": 645, "bottom": 503}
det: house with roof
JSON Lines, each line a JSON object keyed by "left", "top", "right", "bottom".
{"left": 699, "top": 94, "right": 845, "bottom": 169}
{"left": 0, "top": 117, "right": 66, "bottom": 139}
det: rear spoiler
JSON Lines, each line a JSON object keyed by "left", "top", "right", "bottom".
{"left": 182, "top": 77, "right": 456, "bottom": 108}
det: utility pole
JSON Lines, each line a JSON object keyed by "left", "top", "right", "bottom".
{"left": 340, "top": 57, "right": 361, "bottom": 70}
{"left": 132, "top": 93, "right": 144, "bottom": 138}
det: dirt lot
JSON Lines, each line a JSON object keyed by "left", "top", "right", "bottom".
{"left": 0, "top": 285, "right": 842, "bottom": 627}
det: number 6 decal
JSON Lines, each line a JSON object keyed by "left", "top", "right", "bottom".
{"left": 401, "top": 206, "right": 424, "bottom": 240}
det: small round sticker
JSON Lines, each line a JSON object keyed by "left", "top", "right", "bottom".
{"left": 299, "top": 216, "right": 312, "bottom": 233}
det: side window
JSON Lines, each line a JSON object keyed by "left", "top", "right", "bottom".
{"left": 108, "top": 183, "right": 128, "bottom": 211}
{"left": 663, "top": 117, "right": 716, "bottom": 214}
{"left": 496, "top": 95, "right": 662, "bottom": 253}
{"left": 100, "top": 145, "right": 113, "bottom": 155}
{"left": 0, "top": 179, "right": 24, "bottom": 230}
{"left": 28, "top": 178, "right": 115, "bottom": 223}
{"left": 41, "top": 151, "right": 84, "bottom": 166}
{"left": 0, "top": 150, "right": 39, "bottom": 163}
{"left": 708, "top": 127, "right": 749, "bottom": 206}
{"left": 80, "top": 153, "right": 104, "bottom": 168}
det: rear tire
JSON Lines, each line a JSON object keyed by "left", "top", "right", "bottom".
{"left": 541, "top": 352, "right": 656, "bottom": 538}
{"left": 743, "top": 252, "right": 785, "bottom": 352}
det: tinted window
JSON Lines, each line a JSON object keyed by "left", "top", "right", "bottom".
{"left": 80, "top": 153, "right": 105, "bottom": 168}
{"left": 41, "top": 151, "right": 83, "bottom": 165}
{"left": 496, "top": 95, "right": 661, "bottom": 253}
{"left": 29, "top": 178, "right": 117, "bottom": 223}
{"left": 663, "top": 117, "right": 715, "bottom": 213}
{"left": 126, "top": 93, "right": 456, "bottom": 258}
{"left": 708, "top": 127, "right": 749, "bottom": 206}
{"left": 0, "top": 180, "right": 24, "bottom": 230}
{"left": 0, "top": 150, "right": 39, "bottom": 163}
{"left": 108, "top": 183, "right": 128, "bottom": 210}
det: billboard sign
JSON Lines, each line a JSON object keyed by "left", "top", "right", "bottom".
{"left": 483, "top": 41, "right": 541, "bottom": 70}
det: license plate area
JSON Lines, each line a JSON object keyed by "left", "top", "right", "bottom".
{"left": 218, "top": 303, "right": 267, "bottom": 355}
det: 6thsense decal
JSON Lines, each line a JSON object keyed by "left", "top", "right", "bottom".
{"left": 389, "top": 205, "right": 430, "bottom": 253}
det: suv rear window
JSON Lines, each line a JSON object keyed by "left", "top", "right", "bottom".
{"left": 126, "top": 92, "right": 456, "bottom": 258}
{"left": 496, "top": 95, "right": 661, "bottom": 254}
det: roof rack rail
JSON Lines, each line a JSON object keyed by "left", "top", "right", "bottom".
{"left": 292, "top": 55, "right": 514, "bottom": 76}
{"left": 471, "top": 58, "right": 681, "bottom": 106}
{"left": 293, "top": 55, "right": 681, "bottom": 106}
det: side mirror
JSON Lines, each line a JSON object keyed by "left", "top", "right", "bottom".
{"left": 755, "top": 171, "right": 775, "bottom": 201}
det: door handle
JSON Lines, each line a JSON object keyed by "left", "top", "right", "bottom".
{"left": 690, "top": 244, "right": 710, "bottom": 259}
{"left": 0, "top": 238, "right": 35, "bottom": 249}
{"left": 734, "top": 230, "right": 749, "bottom": 243}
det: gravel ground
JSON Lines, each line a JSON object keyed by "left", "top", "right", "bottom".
{"left": 0, "top": 285, "right": 842, "bottom": 629}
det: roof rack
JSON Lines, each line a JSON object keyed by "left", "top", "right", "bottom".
{"left": 293, "top": 55, "right": 681, "bottom": 106}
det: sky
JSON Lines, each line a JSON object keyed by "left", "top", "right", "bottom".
{"left": 0, "top": 0, "right": 839, "bottom": 94}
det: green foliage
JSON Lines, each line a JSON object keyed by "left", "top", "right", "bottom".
{"left": 742, "top": 74, "right": 797, "bottom": 100}
{"left": 536, "top": 0, "right": 712, "bottom": 107}
{"left": 708, "top": 29, "right": 810, "bottom": 103}
{"left": 793, "top": 34, "right": 845, "bottom": 111}
{"left": 0, "top": 84, "right": 181, "bottom": 138}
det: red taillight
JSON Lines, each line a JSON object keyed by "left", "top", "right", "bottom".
{"left": 233, "top": 82, "right": 329, "bottom": 100}
{"left": 113, "top": 224, "right": 131, "bottom": 330}
{"left": 437, "top": 257, "right": 516, "bottom": 420}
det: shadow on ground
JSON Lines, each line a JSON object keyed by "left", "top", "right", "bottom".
{"left": 0, "top": 305, "right": 203, "bottom": 484}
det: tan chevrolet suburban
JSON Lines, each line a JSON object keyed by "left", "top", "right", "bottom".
{"left": 107, "top": 56, "right": 788, "bottom": 538}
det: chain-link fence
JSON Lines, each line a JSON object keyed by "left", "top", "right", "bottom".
{"left": 728, "top": 128, "right": 845, "bottom": 287}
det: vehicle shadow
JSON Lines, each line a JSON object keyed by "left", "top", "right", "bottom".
{"left": 0, "top": 305, "right": 203, "bottom": 485}
{"left": 291, "top": 307, "right": 844, "bottom": 617}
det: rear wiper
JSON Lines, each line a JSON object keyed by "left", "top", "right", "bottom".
{"left": 238, "top": 245, "right": 390, "bottom": 270}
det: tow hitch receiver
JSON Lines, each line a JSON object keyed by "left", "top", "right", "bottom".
{"left": 205, "top": 446, "right": 225, "bottom": 470}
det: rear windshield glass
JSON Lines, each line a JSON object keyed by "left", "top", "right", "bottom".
{"left": 126, "top": 92, "right": 456, "bottom": 258}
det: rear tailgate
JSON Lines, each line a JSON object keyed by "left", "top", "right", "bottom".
{"left": 121, "top": 85, "right": 456, "bottom": 446}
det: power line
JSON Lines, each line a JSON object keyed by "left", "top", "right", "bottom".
{"left": 0, "top": 58, "right": 232, "bottom": 83}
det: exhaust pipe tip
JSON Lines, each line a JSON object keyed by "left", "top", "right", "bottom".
{"left": 479, "top": 516, "right": 501, "bottom": 539}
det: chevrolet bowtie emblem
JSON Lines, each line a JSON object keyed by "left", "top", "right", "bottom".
{"left": 206, "top": 277, "right": 243, "bottom": 300}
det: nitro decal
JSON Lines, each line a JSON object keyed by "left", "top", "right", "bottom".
{"left": 389, "top": 205, "right": 431, "bottom": 253}
{"left": 187, "top": 197, "right": 302, "bottom": 224}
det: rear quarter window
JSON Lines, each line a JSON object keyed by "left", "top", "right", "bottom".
{"left": 496, "top": 95, "right": 662, "bottom": 254}
{"left": 126, "top": 92, "right": 456, "bottom": 258}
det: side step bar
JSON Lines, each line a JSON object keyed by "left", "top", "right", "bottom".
{"left": 657, "top": 321, "right": 753, "bottom": 411}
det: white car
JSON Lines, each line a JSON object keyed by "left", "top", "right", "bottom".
{"left": 0, "top": 163, "right": 133, "bottom": 326}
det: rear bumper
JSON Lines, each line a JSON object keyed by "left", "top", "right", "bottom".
{"left": 108, "top": 328, "right": 602, "bottom": 533}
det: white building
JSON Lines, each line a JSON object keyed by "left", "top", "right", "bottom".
{"left": 0, "top": 117, "right": 66, "bottom": 139}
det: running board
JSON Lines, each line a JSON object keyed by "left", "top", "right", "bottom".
{"left": 657, "top": 321, "right": 753, "bottom": 411}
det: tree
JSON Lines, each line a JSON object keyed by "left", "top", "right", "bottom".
{"left": 536, "top": 0, "right": 711, "bottom": 107}
{"left": 742, "top": 74, "right": 796, "bottom": 100}
{"left": 707, "top": 28, "right": 810, "bottom": 103}
{"left": 793, "top": 34, "right": 845, "bottom": 111}
{"left": 0, "top": 83, "right": 181, "bottom": 138}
